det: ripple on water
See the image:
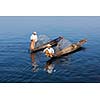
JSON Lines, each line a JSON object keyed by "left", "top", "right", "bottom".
{"left": 0, "top": 30, "right": 100, "bottom": 82}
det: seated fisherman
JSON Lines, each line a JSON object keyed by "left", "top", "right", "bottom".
{"left": 43, "top": 44, "right": 55, "bottom": 58}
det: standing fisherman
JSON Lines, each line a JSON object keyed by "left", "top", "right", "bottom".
{"left": 30, "top": 32, "right": 38, "bottom": 50}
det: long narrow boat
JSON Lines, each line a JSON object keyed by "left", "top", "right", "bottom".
{"left": 53, "top": 39, "right": 87, "bottom": 58}
{"left": 31, "top": 36, "right": 63, "bottom": 53}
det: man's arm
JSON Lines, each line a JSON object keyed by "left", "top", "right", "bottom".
{"left": 51, "top": 48, "right": 54, "bottom": 54}
{"left": 43, "top": 48, "right": 47, "bottom": 53}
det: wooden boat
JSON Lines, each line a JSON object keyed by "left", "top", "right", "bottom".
{"left": 31, "top": 36, "right": 63, "bottom": 53}
{"left": 43, "top": 39, "right": 87, "bottom": 72}
{"left": 53, "top": 39, "right": 87, "bottom": 58}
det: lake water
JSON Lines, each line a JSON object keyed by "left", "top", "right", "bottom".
{"left": 0, "top": 16, "right": 100, "bottom": 83}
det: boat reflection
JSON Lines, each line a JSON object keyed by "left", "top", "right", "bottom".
{"left": 30, "top": 53, "right": 39, "bottom": 72}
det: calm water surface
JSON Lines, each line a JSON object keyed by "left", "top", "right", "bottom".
{"left": 0, "top": 16, "right": 100, "bottom": 82}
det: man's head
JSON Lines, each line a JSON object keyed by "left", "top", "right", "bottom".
{"left": 32, "top": 32, "right": 37, "bottom": 35}
{"left": 47, "top": 44, "right": 51, "bottom": 48}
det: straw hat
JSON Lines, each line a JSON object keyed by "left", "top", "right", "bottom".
{"left": 32, "top": 32, "right": 37, "bottom": 34}
{"left": 47, "top": 44, "right": 51, "bottom": 47}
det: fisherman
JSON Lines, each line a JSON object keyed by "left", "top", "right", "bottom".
{"left": 30, "top": 32, "right": 38, "bottom": 50}
{"left": 43, "top": 44, "right": 54, "bottom": 58}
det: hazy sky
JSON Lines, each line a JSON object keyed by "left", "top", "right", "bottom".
{"left": 0, "top": 16, "right": 100, "bottom": 34}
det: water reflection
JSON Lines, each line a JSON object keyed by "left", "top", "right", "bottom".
{"left": 30, "top": 53, "right": 39, "bottom": 72}
{"left": 44, "top": 55, "right": 69, "bottom": 74}
{"left": 44, "top": 59, "right": 55, "bottom": 74}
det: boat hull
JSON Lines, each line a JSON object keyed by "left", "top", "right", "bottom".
{"left": 53, "top": 39, "right": 87, "bottom": 58}
{"left": 31, "top": 36, "right": 63, "bottom": 53}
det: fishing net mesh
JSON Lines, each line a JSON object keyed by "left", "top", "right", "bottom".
{"left": 36, "top": 35, "right": 50, "bottom": 47}
{"left": 56, "top": 38, "right": 72, "bottom": 51}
